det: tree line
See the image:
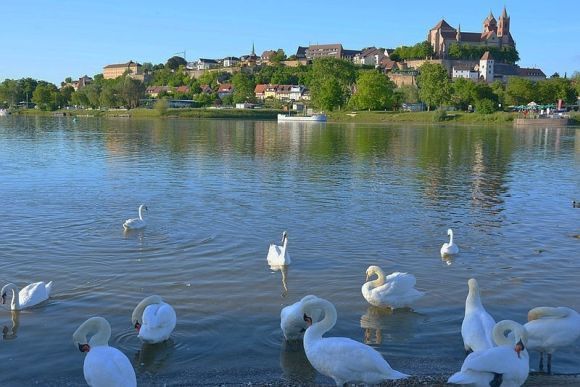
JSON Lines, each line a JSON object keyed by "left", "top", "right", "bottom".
{"left": 1, "top": 58, "right": 578, "bottom": 114}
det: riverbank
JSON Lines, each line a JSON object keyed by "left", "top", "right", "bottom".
{"left": 8, "top": 108, "right": 580, "bottom": 125}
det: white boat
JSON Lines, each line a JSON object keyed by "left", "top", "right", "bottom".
{"left": 0, "top": 109, "right": 9, "bottom": 116}
{"left": 277, "top": 113, "right": 326, "bottom": 122}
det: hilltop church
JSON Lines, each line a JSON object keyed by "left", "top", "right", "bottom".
{"left": 428, "top": 7, "right": 515, "bottom": 58}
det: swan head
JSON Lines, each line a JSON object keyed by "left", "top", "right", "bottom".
{"left": 303, "top": 313, "right": 313, "bottom": 326}
{"left": 73, "top": 316, "right": 111, "bottom": 352}
{"left": 281, "top": 231, "right": 288, "bottom": 244}
{"left": 493, "top": 319, "right": 527, "bottom": 354}
{"left": 447, "top": 228, "right": 453, "bottom": 236}
{"left": 131, "top": 295, "right": 164, "bottom": 331}
{"left": 467, "top": 278, "right": 479, "bottom": 292}
{"left": 0, "top": 283, "right": 16, "bottom": 304}
{"left": 365, "top": 265, "right": 381, "bottom": 281}
{"left": 139, "top": 204, "right": 148, "bottom": 212}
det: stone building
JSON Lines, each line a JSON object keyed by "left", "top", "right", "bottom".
{"left": 428, "top": 7, "right": 514, "bottom": 58}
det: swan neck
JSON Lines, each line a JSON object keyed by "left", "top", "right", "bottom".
{"left": 132, "top": 295, "right": 162, "bottom": 323}
{"left": 2, "top": 284, "right": 19, "bottom": 310}
{"left": 73, "top": 317, "right": 111, "bottom": 347}
{"left": 305, "top": 300, "right": 337, "bottom": 341}
{"left": 449, "top": 230, "right": 454, "bottom": 245}
{"left": 368, "top": 267, "right": 385, "bottom": 288}
{"left": 138, "top": 206, "right": 144, "bottom": 220}
{"left": 493, "top": 320, "right": 524, "bottom": 346}
{"left": 466, "top": 287, "right": 483, "bottom": 310}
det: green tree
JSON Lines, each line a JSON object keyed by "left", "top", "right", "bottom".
{"left": 505, "top": 77, "right": 536, "bottom": 105}
{"left": 60, "top": 85, "right": 75, "bottom": 107}
{"left": 166, "top": 56, "right": 187, "bottom": 70}
{"left": 417, "top": 63, "right": 451, "bottom": 110}
{"left": 451, "top": 78, "right": 477, "bottom": 110}
{"left": 309, "top": 58, "right": 356, "bottom": 110}
{"left": 231, "top": 72, "right": 256, "bottom": 103}
{"left": 349, "top": 70, "right": 395, "bottom": 110}
{"left": 32, "top": 82, "right": 59, "bottom": 110}
{"left": 119, "top": 77, "right": 145, "bottom": 109}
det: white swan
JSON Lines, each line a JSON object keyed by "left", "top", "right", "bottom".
{"left": 1, "top": 281, "right": 53, "bottom": 310}
{"left": 441, "top": 228, "right": 459, "bottom": 256}
{"left": 301, "top": 297, "right": 408, "bottom": 385}
{"left": 461, "top": 278, "right": 496, "bottom": 353}
{"left": 73, "top": 316, "right": 137, "bottom": 387}
{"left": 123, "top": 204, "right": 148, "bottom": 230}
{"left": 524, "top": 306, "right": 580, "bottom": 374}
{"left": 362, "top": 265, "right": 424, "bottom": 309}
{"left": 281, "top": 295, "right": 322, "bottom": 341}
{"left": 132, "top": 295, "right": 176, "bottom": 344}
{"left": 448, "top": 320, "right": 529, "bottom": 387}
{"left": 267, "top": 231, "right": 291, "bottom": 266}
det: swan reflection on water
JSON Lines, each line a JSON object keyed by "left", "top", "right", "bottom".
{"left": 2, "top": 311, "right": 20, "bottom": 340}
{"left": 133, "top": 339, "right": 175, "bottom": 372}
{"left": 360, "top": 306, "right": 421, "bottom": 345}
{"left": 269, "top": 264, "right": 289, "bottom": 298}
{"left": 279, "top": 339, "right": 316, "bottom": 383}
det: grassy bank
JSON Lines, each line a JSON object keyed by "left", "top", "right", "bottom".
{"left": 11, "top": 108, "right": 579, "bottom": 125}
{"left": 327, "top": 110, "right": 517, "bottom": 124}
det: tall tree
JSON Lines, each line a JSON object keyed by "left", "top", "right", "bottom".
{"left": 231, "top": 72, "right": 256, "bottom": 103}
{"left": 417, "top": 63, "right": 451, "bottom": 110}
{"left": 309, "top": 58, "right": 356, "bottom": 111}
{"left": 166, "top": 56, "right": 187, "bottom": 70}
{"left": 119, "top": 77, "right": 145, "bottom": 109}
{"left": 349, "top": 70, "right": 395, "bottom": 110}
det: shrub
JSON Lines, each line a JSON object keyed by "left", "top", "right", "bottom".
{"left": 475, "top": 98, "right": 497, "bottom": 114}
{"left": 432, "top": 109, "right": 447, "bottom": 122}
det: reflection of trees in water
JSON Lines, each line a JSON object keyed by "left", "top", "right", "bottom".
{"left": 279, "top": 339, "right": 316, "bottom": 384}
{"left": 2, "top": 311, "right": 20, "bottom": 340}
{"left": 360, "top": 306, "right": 421, "bottom": 345}
{"left": 133, "top": 340, "right": 175, "bottom": 373}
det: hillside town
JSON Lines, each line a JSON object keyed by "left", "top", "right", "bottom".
{"left": 1, "top": 7, "right": 578, "bottom": 114}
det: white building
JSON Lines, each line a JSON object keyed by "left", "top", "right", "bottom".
{"left": 452, "top": 64, "right": 479, "bottom": 81}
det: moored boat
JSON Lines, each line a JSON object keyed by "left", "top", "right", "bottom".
{"left": 277, "top": 113, "right": 326, "bottom": 122}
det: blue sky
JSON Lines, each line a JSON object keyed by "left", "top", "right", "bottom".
{"left": 1, "top": 0, "right": 578, "bottom": 84}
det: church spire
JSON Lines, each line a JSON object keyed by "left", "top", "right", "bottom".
{"left": 456, "top": 24, "right": 461, "bottom": 41}
{"left": 501, "top": 6, "right": 508, "bottom": 19}
{"left": 251, "top": 42, "right": 255, "bottom": 56}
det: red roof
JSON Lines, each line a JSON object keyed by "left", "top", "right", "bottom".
{"left": 254, "top": 84, "right": 268, "bottom": 93}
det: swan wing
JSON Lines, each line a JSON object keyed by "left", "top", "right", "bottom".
{"left": 462, "top": 310, "right": 496, "bottom": 351}
{"left": 383, "top": 272, "right": 417, "bottom": 293}
{"left": 267, "top": 244, "right": 289, "bottom": 265}
{"left": 461, "top": 346, "right": 527, "bottom": 376}
{"left": 140, "top": 303, "right": 176, "bottom": 342}
{"left": 525, "top": 311, "right": 580, "bottom": 352}
{"left": 528, "top": 306, "right": 574, "bottom": 321}
{"left": 309, "top": 337, "right": 407, "bottom": 383}
{"left": 84, "top": 346, "right": 136, "bottom": 387}
{"left": 18, "top": 281, "right": 50, "bottom": 308}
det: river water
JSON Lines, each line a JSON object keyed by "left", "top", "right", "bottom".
{"left": 0, "top": 116, "right": 578, "bottom": 385}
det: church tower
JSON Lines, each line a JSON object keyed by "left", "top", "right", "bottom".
{"left": 456, "top": 24, "right": 461, "bottom": 41}
{"left": 498, "top": 7, "right": 510, "bottom": 37}
{"left": 483, "top": 11, "right": 497, "bottom": 33}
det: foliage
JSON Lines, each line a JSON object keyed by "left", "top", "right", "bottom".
{"left": 390, "top": 41, "right": 433, "bottom": 61}
{"left": 536, "top": 77, "right": 577, "bottom": 104}
{"left": 432, "top": 109, "right": 447, "bottom": 122}
{"left": 231, "top": 72, "right": 256, "bottom": 103}
{"left": 505, "top": 77, "right": 536, "bottom": 105}
{"left": 166, "top": 56, "right": 187, "bottom": 70}
{"left": 349, "top": 70, "right": 395, "bottom": 110}
{"left": 153, "top": 98, "right": 169, "bottom": 115}
{"left": 119, "top": 77, "right": 146, "bottom": 109}
{"left": 32, "top": 82, "right": 61, "bottom": 110}
{"left": 270, "top": 49, "right": 287, "bottom": 64}
{"left": 474, "top": 98, "right": 497, "bottom": 114}
{"left": 309, "top": 58, "right": 356, "bottom": 111}
{"left": 447, "top": 43, "right": 519, "bottom": 63}
{"left": 417, "top": 63, "right": 451, "bottom": 110}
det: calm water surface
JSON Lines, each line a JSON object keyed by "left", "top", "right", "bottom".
{"left": 0, "top": 116, "right": 578, "bottom": 385}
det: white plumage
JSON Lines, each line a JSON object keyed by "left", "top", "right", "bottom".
{"left": 123, "top": 204, "right": 148, "bottom": 230}
{"left": 280, "top": 295, "right": 322, "bottom": 341}
{"left": 73, "top": 316, "right": 136, "bottom": 387}
{"left": 461, "top": 278, "right": 496, "bottom": 353}
{"left": 441, "top": 228, "right": 459, "bottom": 256}
{"left": 448, "top": 320, "right": 529, "bottom": 387}
{"left": 301, "top": 297, "right": 408, "bottom": 385}
{"left": 1, "top": 281, "right": 53, "bottom": 310}
{"left": 267, "top": 231, "right": 291, "bottom": 266}
{"left": 132, "top": 295, "right": 176, "bottom": 344}
{"left": 362, "top": 265, "right": 424, "bottom": 309}
{"left": 524, "top": 306, "right": 580, "bottom": 373}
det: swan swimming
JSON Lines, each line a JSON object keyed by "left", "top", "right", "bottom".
{"left": 132, "top": 295, "right": 177, "bottom": 344}
{"left": 123, "top": 204, "right": 148, "bottom": 230}
{"left": 280, "top": 295, "right": 322, "bottom": 341}
{"left": 267, "top": 231, "right": 291, "bottom": 266}
{"left": 1, "top": 281, "right": 53, "bottom": 311}
{"left": 461, "top": 278, "right": 496, "bottom": 353}
{"left": 73, "top": 316, "right": 137, "bottom": 387}
{"left": 524, "top": 306, "right": 580, "bottom": 374}
{"left": 301, "top": 296, "right": 408, "bottom": 385}
{"left": 441, "top": 228, "right": 459, "bottom": 256}
{"left": 448, "top": 320, "right": 529, "bottom": 387}
{"left": 362, "top": 265, "right": 424, "bottom": 309}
